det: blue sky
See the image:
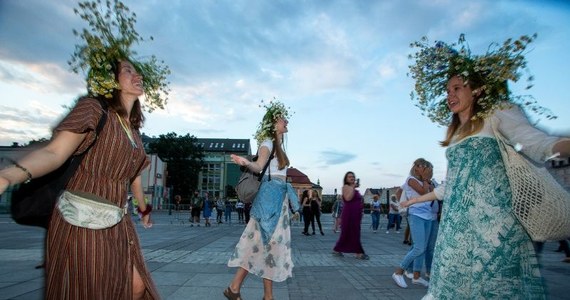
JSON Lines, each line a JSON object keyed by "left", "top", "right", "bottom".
{"left": 1, "top": 0, "right": 569, "bottom": 194}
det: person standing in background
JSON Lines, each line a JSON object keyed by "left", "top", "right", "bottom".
{"left": 332, "top": 172, "right": 369, "bottom": 260}
{"left": 236, "top": 199, "right": 245, "bottom": 224}
{"left": 301, "top": 190, "right": 313, "bottom": 235}
{"left": 371, "top": 195, "right": 381, "bottom": 233}
{"left": 216, "top": 197, "right": 224, "bottom": 224}
{"left": 311, "top": 189, "right": 324, "bottom": 235}
{"left": 386, "top": 194, "right": 402, "bottom": 234}
{"left": 331, "top": 196, "right": 343, "bottom": 233}
{"left": 190, "top": 191, "right": 203, "bottom": 226}
{"left": 225, "top": 199, "right": 233, "bottom": 224}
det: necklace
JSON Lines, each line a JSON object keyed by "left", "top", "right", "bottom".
{"left": 115, "top": 112, "right": 137, "bottom": 148}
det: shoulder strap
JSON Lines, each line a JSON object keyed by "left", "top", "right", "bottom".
{"left": 258, "top": 147, "right": 276, "bottom": 181}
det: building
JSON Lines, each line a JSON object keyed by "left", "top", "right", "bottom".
{"left": 195, "top": 138, "right": 252, "bottom": 199}
{"left": 287, "top": 167, "right": 322, "bottom": 205}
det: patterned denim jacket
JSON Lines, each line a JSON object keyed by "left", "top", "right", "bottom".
{"left": 251, "top": 176, "right": 299, "bottom": 244}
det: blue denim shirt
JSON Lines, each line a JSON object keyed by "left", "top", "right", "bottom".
{"left": 251, "top": 176, "right": 299, "bottom": 244}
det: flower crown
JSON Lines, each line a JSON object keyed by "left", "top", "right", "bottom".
{"left": 408, "top": 33, "right": 555, "bottom": 126}
{"left": 68, "top": 0, "right": 170, "bottom": 112}
{"left": 254, "top": 99, "right": 293, "bottom": 144}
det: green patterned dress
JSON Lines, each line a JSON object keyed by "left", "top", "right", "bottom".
{"left": 424, "top": 136, "right": 545, "bottom": 300}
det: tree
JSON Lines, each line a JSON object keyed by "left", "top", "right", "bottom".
{"left": 147, "top": 132, "right": 204, "bottom": 198}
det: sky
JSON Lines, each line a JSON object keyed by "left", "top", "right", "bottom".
{"left": 1, "top": 0, "right": 569, "bottom": 194}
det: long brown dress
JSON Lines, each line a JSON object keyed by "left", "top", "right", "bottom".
{"left": 45, "top": 98, "right": 159, "bottom": 299}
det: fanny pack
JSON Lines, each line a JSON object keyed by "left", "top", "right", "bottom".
{"left": 57, "top": 190, "right": 128, "bottom": 229}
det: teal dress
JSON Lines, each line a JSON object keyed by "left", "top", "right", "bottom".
{"left": 425, "top": 136, "right": 545, "bottom": 299}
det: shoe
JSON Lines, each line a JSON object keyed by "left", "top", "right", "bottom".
{"left": 386, "top": 231, "right": 389, "bottom": 234}
{"left": 332, "top": 251, "right": 344, "bottom": 257}
{"left": 223, "top": 286, "right": 242, "bottom": 300}
{"left": 396, "top": 231, "right": 400, "bottom": 233}
{"left": 404, "top": 271, "right": 414, "bottom": 279}
{"left": 356, "top": 254, "right": 370, "bottom": 260}
{"left": 403, "top": 240, "right": 409, "bottom": 244}
{"left": 320, "top": 231, "right": 324, "bottom": 236}
{"left": 563, "top": 257, "right": 570, "bottom": 263}
{"left": 412, "top": 277, "right": 429, "bottom": 287}
{"left": 392, "top": 273, "right": 407, "bottom": 288}
{"left": 312, "top": 232, "right": 316, "bottom": 235}
{"left": 302, "top": 232, "right": 310, "bottom": 236}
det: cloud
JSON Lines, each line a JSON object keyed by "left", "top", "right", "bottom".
{"left": 0, "top": 103, "right": 64, "bottom": 145}
{"left": 319, "top": 149, "right": 356, "bottom": 165}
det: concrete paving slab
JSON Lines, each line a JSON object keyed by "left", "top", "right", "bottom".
{"left": 0, "top": 211, "right": 568, "bottom": 299}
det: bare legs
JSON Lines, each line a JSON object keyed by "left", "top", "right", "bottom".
{"left": 132, "top": 265, "right": 145, "bottom": 300}
{"left": 228, "top": 267, "right": 273, "bottom": 300}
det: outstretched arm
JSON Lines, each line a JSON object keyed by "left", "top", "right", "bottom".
{"left": 230, "top": 145, "right": 271, "bottom": 173}
{"left": 0, "top": 130, "right": 85, "bottom": 194}
{"left": 401, "top": 191, "right": 438, "bottom": 208}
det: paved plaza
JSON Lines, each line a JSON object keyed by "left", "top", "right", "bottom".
{"left": 0, "top": 211, "right": 569, "bottom": 300}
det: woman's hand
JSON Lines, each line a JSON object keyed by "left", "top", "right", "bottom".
{"left": 141, "top": 213, "right": 153, "bottom": 229}
{"left": 400, "top": 198, "right": 414, "bottom": 208}
{"left": 291, "top": 211, "right": 300, "bottom": 221}
{"left": 0, "top": 176, "right": 9, "bottom": 195}
{"left": 230, "top": 154, "right": 250, "bottom": 167}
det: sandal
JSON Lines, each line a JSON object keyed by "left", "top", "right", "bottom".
{"left": 223, "top": 287, "right": 242, "bottom": 300}
{"left": 356, "top": 254, "right": 370, "bottom": 260}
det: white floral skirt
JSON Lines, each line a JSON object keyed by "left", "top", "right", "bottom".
{"left": 227, "top": 197, "right": 293, "bottom": 282}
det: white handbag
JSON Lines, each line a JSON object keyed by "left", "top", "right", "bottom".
{"left": 493, "top": 124, "right": 570, "bottom": 241}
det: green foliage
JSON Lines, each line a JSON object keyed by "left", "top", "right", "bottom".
{"left": 254, "top": 98, "right": 293, "bottom": 144}
{"left": 68, "top": 0, "right": 170, "bottom": 112}
{"left": 148, "top": 132, "right": 204, "bottom": 198}
{"left": 408, "top": 33, "right": 555, "bottom": 126}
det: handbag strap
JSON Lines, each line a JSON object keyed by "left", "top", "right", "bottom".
{"left": 257, "top": 147, "right": 276, "bottom": 182}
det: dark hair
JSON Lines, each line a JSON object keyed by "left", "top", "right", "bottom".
{"left": 93, "top": 59, "right": 145, "bottom": 130}
{"left": 302, "top": 190, "right": 310, "bottom": 200}
{"left": 343, "top": 171, "right": 355, "bottom": 185}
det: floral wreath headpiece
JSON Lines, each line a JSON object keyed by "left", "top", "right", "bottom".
{"left": 408, "top": 33, "right": 555, "bottom": 126}
{"left": 254, "top": 98, "right": 293, "bottom": 144}
{"left": 68, "top": 0, "right": 170, "bottom": 112}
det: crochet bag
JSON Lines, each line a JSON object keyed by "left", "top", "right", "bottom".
{"left": 235, "top": 149, "right": 274, "bottom": 203}
{"left": 493, "top": 124, "right": 570, "bottom": 242}
{"left": 10, "top": 99, "right": 108, "bottom": 228}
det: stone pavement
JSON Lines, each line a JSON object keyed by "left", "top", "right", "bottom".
{"left": 0, "top": 211, "right": 569, "bottom": 300}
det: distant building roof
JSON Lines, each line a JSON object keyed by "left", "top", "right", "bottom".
{"left": 287, "top": 167, "right": 312, "bottom": 185}
{"left": 195, "top": 138, "right": 251, "bottom": 153}
{"left": 140, "top": 134, "right": 251, "bottom": 154}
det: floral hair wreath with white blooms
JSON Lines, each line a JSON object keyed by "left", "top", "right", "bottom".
{"left": 254, "top": 99, "right": 293, "bottom": 144}
{"left": 408, "top": 33, "right": 556, "bottom": 126}
{"left": 68, "top": 0, "right": 171, "bottom": 112}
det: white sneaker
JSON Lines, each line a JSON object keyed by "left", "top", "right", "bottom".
{"left": 386, "top": 231, "right": 389, "bottom": 234}
{"left": 396, "top": 231, "right": 400, "bottom": 233}
{"left": 404, "top": 271, "right": 414, "bottom": 279}
{"left": 392, "top": 273, "right": 408, "bottom": 288}
{"left": 412, "top": 277, "right": 429, "bottom": 287}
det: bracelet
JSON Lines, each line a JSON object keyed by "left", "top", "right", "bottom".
{"left": 137, "top": 204, "right": 153, "bottom": 216}
{"left": 8, "top": 159, "right": 32, "bottom": 184}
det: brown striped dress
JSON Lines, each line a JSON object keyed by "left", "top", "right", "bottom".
{"left": 45, "top": 98, "right": 159, "bottom": 299}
